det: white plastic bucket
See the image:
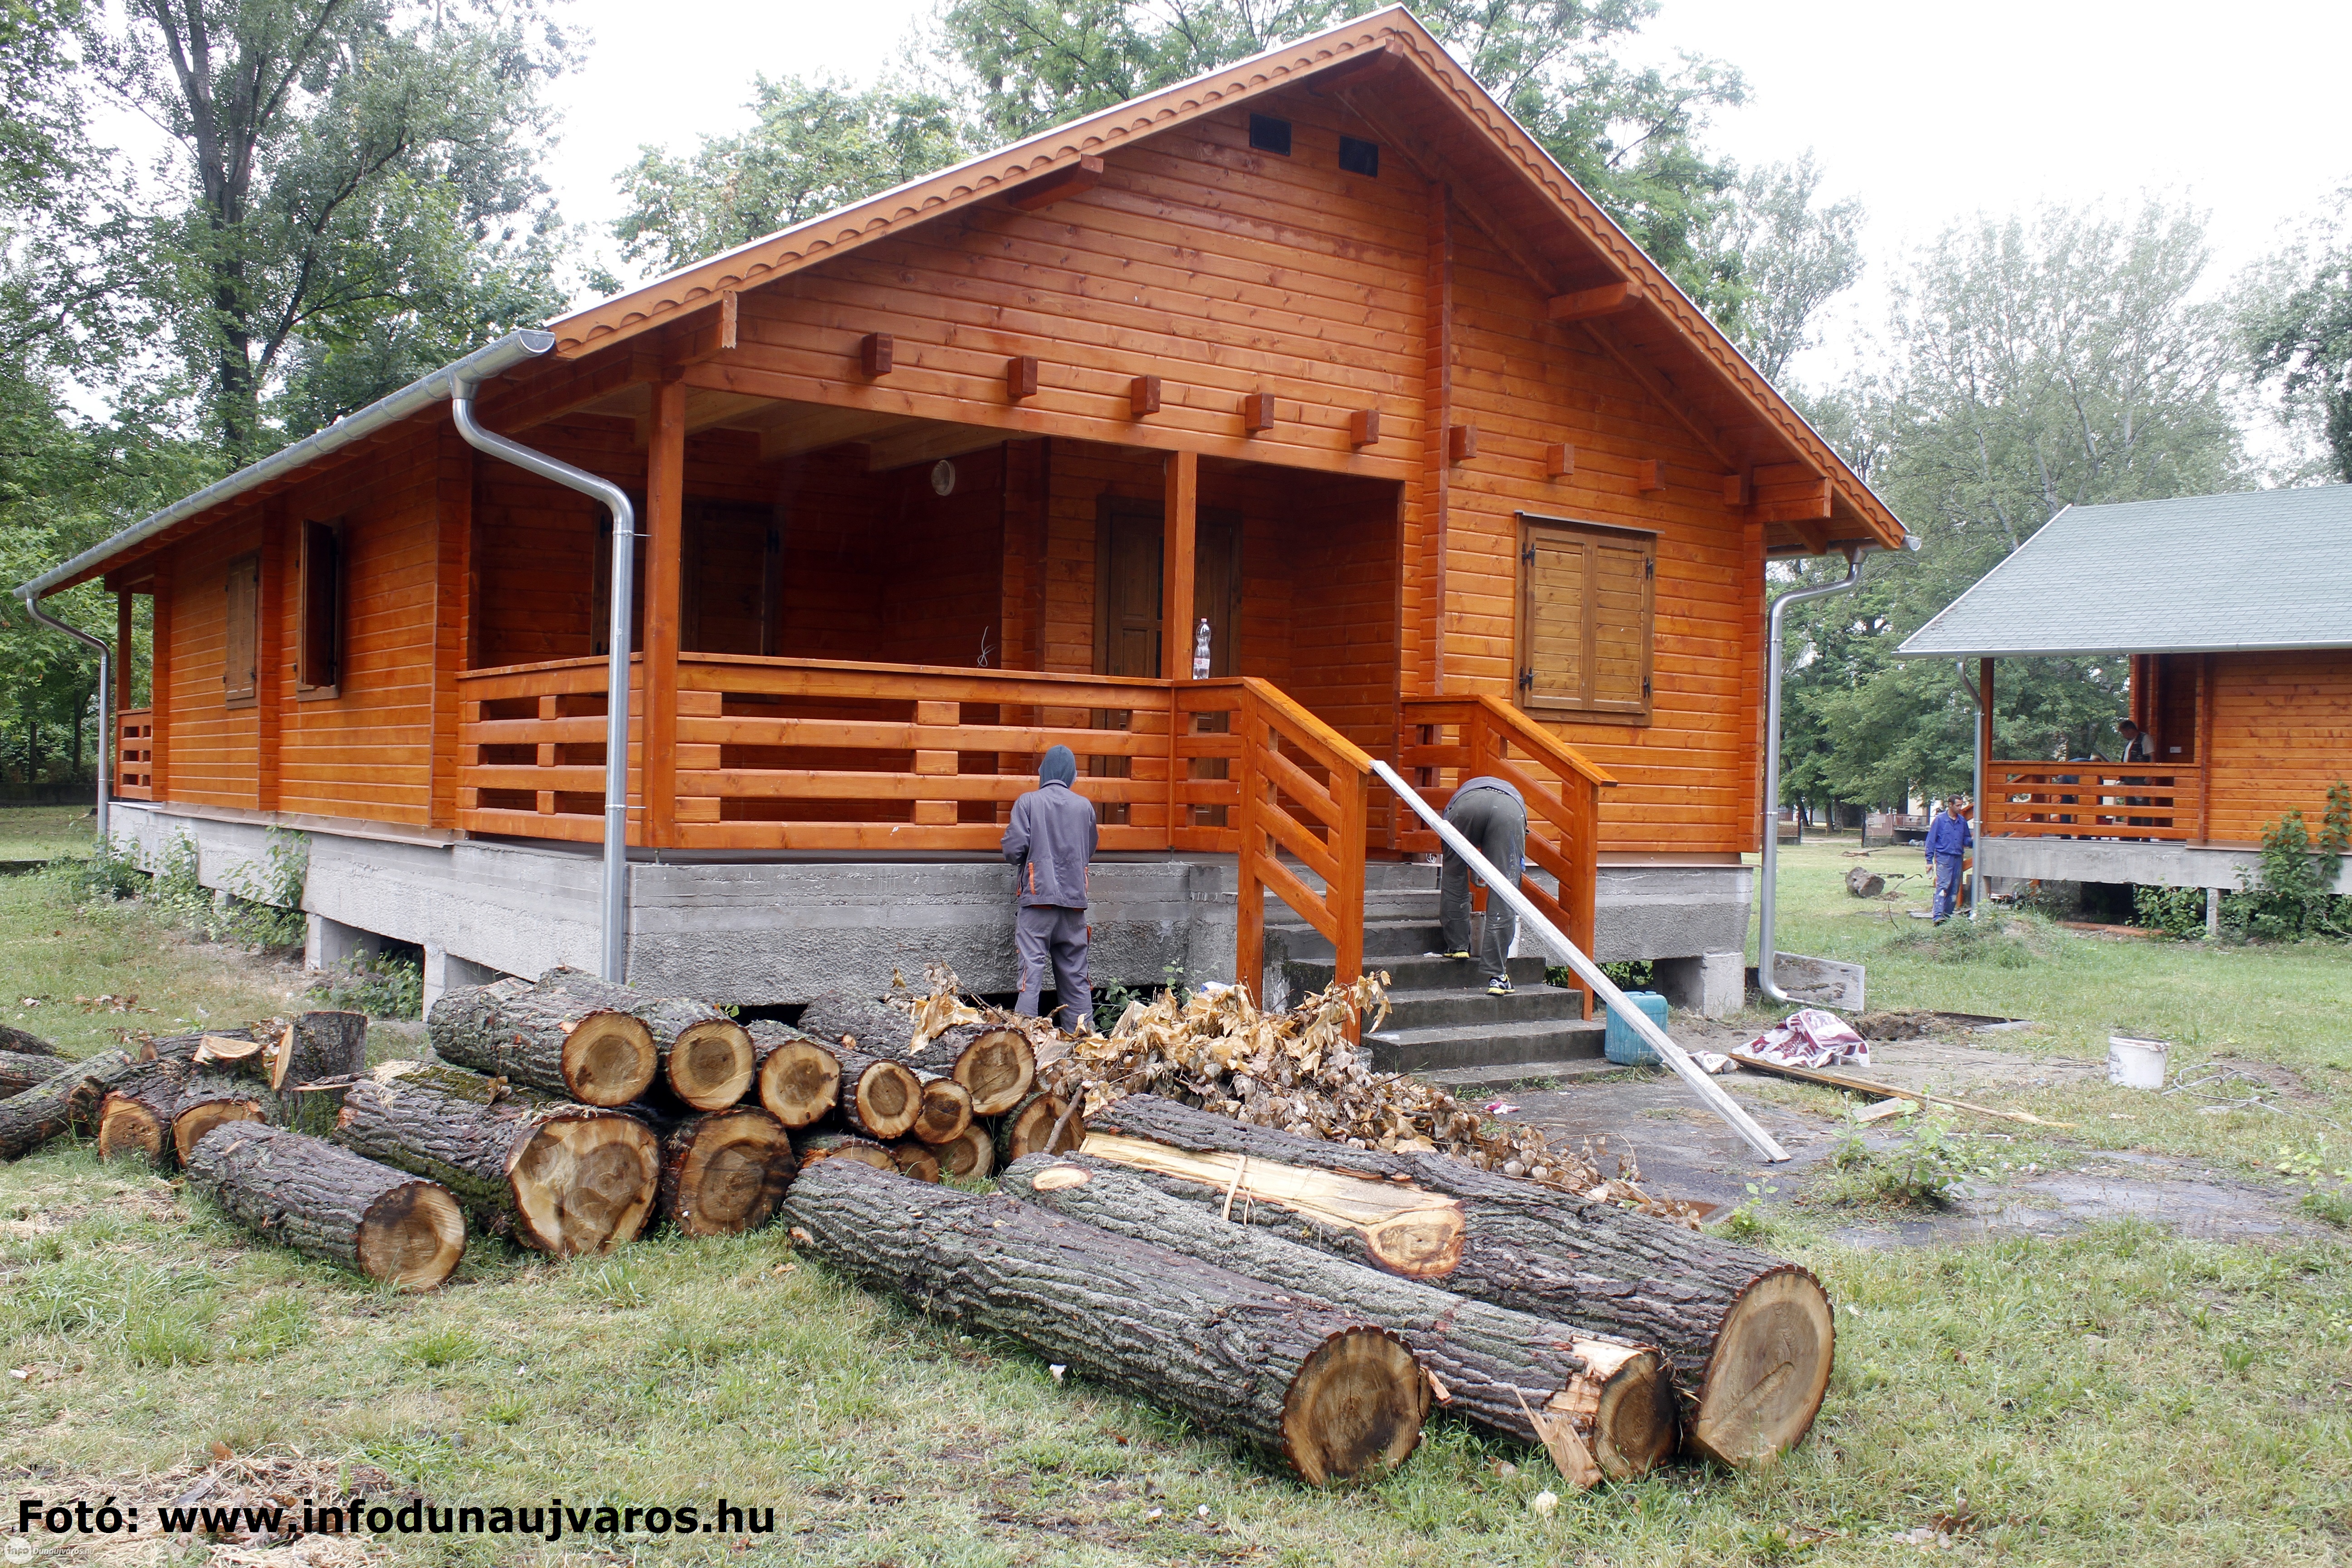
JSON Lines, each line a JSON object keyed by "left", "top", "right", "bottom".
{"left": 2107, "top": 1036, "right": 2168, "bottom": 1089}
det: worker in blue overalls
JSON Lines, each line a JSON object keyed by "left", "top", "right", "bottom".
{"left": 1924, "top": 795, "right": 1973, "bottom": 924}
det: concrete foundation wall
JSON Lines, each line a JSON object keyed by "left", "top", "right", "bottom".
{"left": 1592, "top": 862, "right": 1754, "bottom": 962}
{"left": 1980, "top": 837, "right": 2352, "bottom": 895}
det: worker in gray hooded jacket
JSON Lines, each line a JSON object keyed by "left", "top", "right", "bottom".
{"left": 1003, "top": 744, "right": 1098, "bottom": 1031}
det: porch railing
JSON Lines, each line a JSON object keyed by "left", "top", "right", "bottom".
{"left": 1397, "top": 696, "right": 1616, "bottom": 1009}
{"left": 116, "top": 708, "right": 155, "bottom": 800}
{"left": 1982, "top": 761, "right": 2200, "bottom": 843}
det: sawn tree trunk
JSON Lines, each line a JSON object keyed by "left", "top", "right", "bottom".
{"left": 427, "top": 975, "right": 657, "bottom": 1107}
{"left": 541, "top": 967, "right": 753, "bottom": 1110}
{"left": 796, "top": 995, "right": 1035, "bottom": 1116}
{"left": 96, "top": 1058, "right": 191, "bottom": 1164}
{"left": 0, "top": 1049, "right": 137, "bottom": 1160}
{"left": 649, "top": 1106, "right": 797, "bottom": 1238}
{"left": 746, "top": 1021, "right": 840, "bottom": 1128}
{"left": 185, "top": 1122, "right": 466, "bottom": 1289}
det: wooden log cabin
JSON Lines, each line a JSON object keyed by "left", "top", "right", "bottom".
{"left": 1901, "top": 487, "right": 2352, "bottom": 930}
{"left": 30, "top": 8, "right": 1906, "bottom": 1056}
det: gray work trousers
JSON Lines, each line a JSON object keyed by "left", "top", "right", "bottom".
{"left": 1015, "top": 903, "right": 1092, "bottom": 1032}
{"left": 1438, "top": 788, "right": 1527, "bottom": 978}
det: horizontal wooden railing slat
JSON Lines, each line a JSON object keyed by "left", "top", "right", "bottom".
{"left": 1981, "top": 760, "right": 2201, "bottom": 843}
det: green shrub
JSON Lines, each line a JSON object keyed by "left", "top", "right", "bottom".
{"left": 308, "top": 952, "right": 423, "bottom": 1020}
{"left": 2233, "top": 780, "right": 2352, "bottom": 941}
{"left": 2132, "top": 884, "right": 2208, "bottom": 939}
{"left": 1553, "top": 959, "right": 1651, "bottom": 991}
{"left": 1807, "top": 1119, "right": 1981, "bottom": 1210}
{"left": 39, "top": 838, "right": 148, "bottom": 903}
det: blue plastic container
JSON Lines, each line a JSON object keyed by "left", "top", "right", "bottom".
{"left": 1603, "top": 991, "right": 1671, "bottom": 1066}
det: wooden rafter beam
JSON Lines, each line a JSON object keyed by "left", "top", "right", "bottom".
{"left": 1008, "top": 155, "right": 1104, "bottom": 212}
{"left": 1579, "top": 316, "right": 1745, "bottom": 475}
{"left": 1547, "top": 280, "right": 1643, "bottom": 322}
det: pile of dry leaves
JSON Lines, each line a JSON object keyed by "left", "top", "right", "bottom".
{"left": 889, "top": 965, "right": 1699, "bottom": 1226}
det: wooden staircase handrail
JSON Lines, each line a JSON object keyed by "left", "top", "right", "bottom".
{"left": 1403, "top": 694, "right": 1618, "bottom": 789}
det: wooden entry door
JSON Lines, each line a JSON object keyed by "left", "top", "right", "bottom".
{"left": 1092, "top": 499, "right": 1242, "bottom": 678}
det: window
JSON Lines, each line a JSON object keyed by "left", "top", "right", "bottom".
{"left": 1516, "top": 515, "right": 1654, "bottom": 720}
{"left": 223, "top": 554, "right": 260, "bottom": 707}
{"left": 1337, "top": 135, "right": 1380, "bottom": 177}
{"left": 297, "top": 519, "right": 343, "bottom": 697}
{"left": 1248, "top": 114, "right": 1292, "bottom": 156}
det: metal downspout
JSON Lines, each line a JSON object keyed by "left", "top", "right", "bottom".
{"left": 449, "top": 387, "right": 637, "bottom": 984}
{"left": 15, "top": 594, "right": 109, "bottom": 846}
{"left": 1759, "top": 549, "right": 1867, "bottom": 1004}
{"left": 1955, "top": 661, "right": 1985, "bottom": 920}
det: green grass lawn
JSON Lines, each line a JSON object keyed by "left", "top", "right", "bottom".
{"left": 0, "top": 803, "right": 100, "bottom": 861}
{"left": 4, "top": 854, "right": 2350, "bottom": 1566}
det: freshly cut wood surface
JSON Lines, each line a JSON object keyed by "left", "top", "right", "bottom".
{"left": 994, "top": 1089, "right": 1079, "bottom": 1164}
{"left": 95, "top": 1058, "right": 190, "bottom": 1164}
{"left": 910, "top": 1073, "right": 974, "bottom": 1146}
{"left": 888, "top": 1141, "right": 943, "bottom": 1182}
{"left": 657, "top": 1107, "right": 797, "bottom": 1237}
{"left": 748, "top": 1022, "right": 842, "bottom": 1128}
{"left": 833, "top": 1046, "right": 921, "bottom": 1141}
{"left": 663, "top": 1017, "right": 757, "bottom": 1111}
{"left": 427, "top": 974, "right": 657, "bottom": 1107}
{"left": 141, "top": 1028, "right": 250, "bottom": 1064}
{"left": 1004, "top": 1152, "right": 1676, "bottom": 1477}
{"left": 270, "top": 1011, "right": 369, "bottom": 1091}
{"left": 936, "top": 1122, "right": 994, "bottom": 1181}
{"left": 0, "top": 1050, "right": 62, "bottom": 1097}
{"left": 334, "top": 1060, "right": 660, "bottom": 1257}
{"left": 796, "top": 996, "right": 1035, "bottom": 1116}
{"left": 793, "top": 1130, "right": 896, "bottom": 1171}
{"left": 1086, "top": 1096, "right": 1834, "bottom": 1466}
{"left": 781, "top": 1156, "right": 1429, "bottom": 1484}
{"left": 1, "top": 1049, "right": 137, "bottom": 1160}
{"left": 186, "top": 1122, "right": 465, "bottom": 1290}
{"left": 193, "top": 1034, "right": 269, "bottom": 1075}
{"left": 172, "top": 1070, "right": 272, "bottom": 1164}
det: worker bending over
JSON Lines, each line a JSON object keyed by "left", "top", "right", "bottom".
{"left": 1003, "top": 744, "right": 1097, "bottom": 1031}
{"left": 1436, "top": 774, "right": 1528, "bottom": 996}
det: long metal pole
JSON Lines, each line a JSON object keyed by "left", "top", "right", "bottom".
{"left": 450, "top": 388, "right": 637, "bottom": 983}
{"left": 1759, "top": 550, "right": 1866, "bottom": 1004}
{"left": 1370, "top": 760, "right": 1790, "bottom": 1163}
{"left": 17, "top": 593, "right": 109, "bottom": 847}
{"left": 1955, "top": 661, "right": 1985, "bottom": 921}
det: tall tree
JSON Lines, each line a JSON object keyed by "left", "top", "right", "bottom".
{"left": 2241, "top": 190, "right": 2352, "bottom": 485}
{"left": 1698, "top": 153, "right": 1862, "bottom": 382}
{"left": 85, "top": 0, "right": 578, "bottom": 462}
{"left": 1776, "top": 200, "right": 2244, "bottom": 813}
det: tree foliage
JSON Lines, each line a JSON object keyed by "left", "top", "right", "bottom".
{"left": 2241, "top": 191, "right": 2352, "bottom": 485}
{"left": 1699, "top": 153, "right": 1862, "bottom": 382}
{"left": 1776, "top": 201, "right": 2244, "bottom": 813}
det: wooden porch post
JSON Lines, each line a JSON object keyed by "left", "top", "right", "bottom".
{"left": 114, "top": 590, "right": 134, "bottom": 717}
{"left": 255, "top": 505, "right": 286, "bottom": 813}
{"left": 148, "top": 573, "right": 172, "bottom": 802}
{"left": 644, "top": 378, "right": 686, "bottom": 847}
{"left": 1161, "top": 451, "right": 1197, "bottom": 679}
{"left": 2195, "top": 652, "right": 2214, "bottom": 843}
{"left": 1978, "top": 658, "right": 1993, "bottom": 829}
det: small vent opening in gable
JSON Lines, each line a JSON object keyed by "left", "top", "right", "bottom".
{"left": 1248, "top": 114, "right": 1292, "bottom": 156}
{"left": 1338, "top": 136, "right": 1380, "bottom": 177}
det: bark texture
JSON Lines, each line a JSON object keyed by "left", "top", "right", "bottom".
{"left": 185, "top": 1122, "right": 466, "bottom": 1289}
{"left": 747, "top": 1021, "right": 840, "bottom": 1128}
{"left": 96, "top": 1058, "right": 191, "bottom": 1164}
{"left": 781, "top": 1156, "right": 1429, "bottom": 1484}
{"left": 0, "top": 1049, "right": 137, "bottom": 1160}
{"left": 270, "top": 1011, "right": 370, "bottom": 1091}
{"left": 797, "top": 996, "right": 1034, "bottom": 1115}
{"left": 172, "top": 1070, "right": 274, "bottom": 1163}
{"left": 795, "top": 993, "right": 914, "bottom": 1055}
{"left": 142, "top": 1028, "right": 249, "bottom": 1064}
{"left": 427, "top": 974, "right": 657, "bottom": 1107}
{"left": 0, "top": 1050, "right": 62, "bottom": 1097}
{"left": 995, "top": 1090, "right": 1079, "bottom": 1164}
{"left": 656, "top": 1107, "right": 797, "bottom": 1237}
{"left": 1002, "top": 1153, "right": 1676, "bottom": 1475}
{"left": 833, "top": 1046, "right": 921, "bottom": 1140}
{"left": 334, "top": 1060, "right": 660, "bottom": 1256}
{"left": 1086, "top": 1096, "right": 1833, "bottom": 1466}
{"left": 0, "top": 1023, "right": 62, "bottom": 1057}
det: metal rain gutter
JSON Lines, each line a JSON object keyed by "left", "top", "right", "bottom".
{"left": 1369, "top": 759, "right": 1791, "bottom": 1164}
{"left": 448, "top": 387, "right": 636, "bottom": 984}
{"left": 1758, "top": 547, "right": 1871, "bottom": 1006}
{"left": 1954, "top": 661, "right": 1986, "bottom": 921}
{"left": 10, "top": 328, "right": 557, "bottom": 866}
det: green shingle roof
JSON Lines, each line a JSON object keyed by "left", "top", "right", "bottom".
{"left": 1897, "top": 487, "right": 2352, "bottom": 658}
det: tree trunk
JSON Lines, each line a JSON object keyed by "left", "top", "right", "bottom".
{"left": 333, "top": 1061, "right": 660, "bottom": 1257}
{"left": 270, "top": 1011, "right": 369, "bottom": 1090}
{"left": 141, "top": 1028, "right": 250, "bottom": 1064}
{"left": 797, "top": 995, "right": 1035, "bottom": 1116}
{"left": 97, "top": 1058, "right": 191, "bottom": 1164}
{"left": 833, "top": 1046, "right": 921, "bottom": 1141}
{"left": 0, "top": 1049, "right": 137, "bottom": 1160}
{"left": 426, "top": 975, "right": 657, "bottom": 1107}
{"left": 539, "top": 968, "right": 754, "bottom": 1110}
{"left": 747, "top": 1021, "right": 840, "bottom": 1128}
{"left": 792, "top": 1131, "right": 896, "bottom": 1172}
{"left": 192, "top": 1034, "right": 270, "bottom": 1077}
{"left": 0, "top": 1051, "right": 62, "bottom": 1097}
{"left": 781, "top": 1156, "right": 1429, "bottom": 1485}
{"left": 888, "top": 1141, "right": 942, "bottom": 1182}
{"left": 0, "top": 1024, "right": 63, "bottom": 1058}
{"left": 653, "top": 1107, "right": 797, "bottom": 1238}
{"left": 994, "top": 1090, "right": 1078, "bottom": 1165}
{"left": 171, "top": 1070, "right": 274, "bottom": 1164}
{"left": 1002, "top": 1153, "right": 1677, "bottom": 1477}
{"left": 910, "top": 1073, "right": 974, "bottom": 1147}
{"left": 184, "top": 1122, "right": 466, "bottom": 1290}
{"left": 1084, "top": 1096, "right": 1834, "bottom": 1467}
{"left": 936, "top": 1122, "right": 994, "bottom": 1181}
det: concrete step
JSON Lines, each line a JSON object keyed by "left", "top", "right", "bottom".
{"left": 1379, "top": 982, "right": 1587, "bottom": 1032}
{"left": 1364, "top": 1016, "right": 1608, "bottom": 1074}
{"left": 1355, "top": 953, "right": 1553, "bottom": 990}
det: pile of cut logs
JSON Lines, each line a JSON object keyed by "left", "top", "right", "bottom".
{"left": 0, "top": 974, "right": 1833, "bottom": 1485}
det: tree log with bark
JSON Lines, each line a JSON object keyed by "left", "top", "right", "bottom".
{"left": 792, "top": 1131, "right": 896, "bottom": 1172}
{"left": 140, "top": 1028, "right": 250, "bottom": 1064}
{"left": 172, "top": 1070, "right": 274, "bottom": 1164}
{"left": 96, "top": 1058, "right": 191, "bottom": 1163}
{"left": 781, "top": 1156, "right": 1430, "bottom": 1484}
{"left": 888, "top": 1142, "right": 943, "bottom": 1182}
{"left": 0, "top": 1024, "right": 62, "bottom": 1057}
{"left": 833, "top": 1046, "right": 921, "bottom": 1141}
{"left": 910, "top": 1073, "right": 974, "bottom": 1146}
{"left": 334, "top": 1061, "right": 660, "bottom": 1256}
{"left": 1002, "top": 1153, "right": 1676, "bottom": 1476}
{"left": 995, "top": 1089, "right": 1080, "bottom": 1164}
{"left": 540, "top": 966, "right": 753, "bottom": 1109}
{"left": 0, "top": 1049, "right": 137, "bottom": 1160}
{"left": 193, "top": 1034, "right": 271, "bottom": 1077}
{"left": 426, "top": 975, "right": 657, "bottom": 1107}
{"left": 186, "top": 1123, "right": 466, "bottom": 1289}
{"left": 0, "top": 1051, "right": 62, "bottom": 1097}
{"left": 650, "top": 1107, "right": 797, "bottom": 1237}
{"left": 936, "top": 1123, "right": 994, "bottom": 1181}
{"left": 268, "top": 1011, "right": 371, "bottom": 1136}
{"left": 747, "top": 1022, "right": 841, "bottom": 1128}
{"left": 797, "top": 994, "right": 1035, "bottom": 1116}
{"left": 1084, "top": 1096, "right": 1833, "bottom": 1466}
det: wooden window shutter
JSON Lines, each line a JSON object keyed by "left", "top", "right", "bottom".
{"left": 223, "top": 554, "right": 260, "bottom": 706}
{"left": 1516, "top": 517, "right": 1655, "bottom": 720}
{"left": 296, "top": 519, "right": 343, "bottom": 694}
